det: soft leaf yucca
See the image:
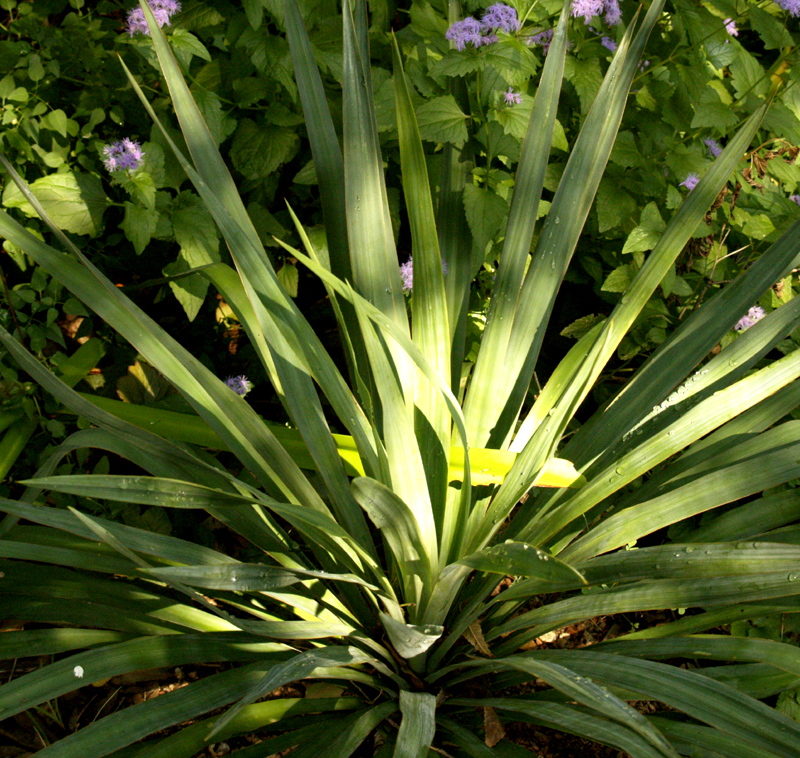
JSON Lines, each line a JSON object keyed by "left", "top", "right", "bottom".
{"left": 3, "top": 0, "right": 800, "bottom": 755}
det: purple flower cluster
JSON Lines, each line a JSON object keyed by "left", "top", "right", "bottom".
{"left": 776, "top": 0, "right": 800, "bottom": 16}
{"left": 445, "top": 3, "right": 520, "bottom": 50}
{"left": 527, "top": 28, "right": 554, "bottom": 52}
{"left": 601, "top": 36, "right": 617, "bottom": 52}
{"left": 680, "top": 172, "right": 699, "bottom": 191}
{"left": 504, "top": 87, "right": 523, "bottom": 105}
{"left": 790, "top": 194, "right": 800, "bottom": 206}
{"left": 399, "top": 257, "right": 448, "bottom": 293}
{"left": 704, "top": 138, "right": 722, "bottom": 158}
{"left": 572, "top": 0, "right": 622, "bottom": 25}
{"left": 724, "top": 18, "right": 738, "bottom": 35}
{"left": 225, "top": 375, "right": 254, "bottom": 396}
{"left": 102, "top": 138, "right": 145, "bottom": 172}
{"left": 734, "top": 305, "right": 766, "bottom": 332}
{"left": 127, "top": 0, "right": 181, "bottom": 36}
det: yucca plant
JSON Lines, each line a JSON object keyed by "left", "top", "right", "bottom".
{"left": 3, "top": 0, "right": 800, "bottom": 755}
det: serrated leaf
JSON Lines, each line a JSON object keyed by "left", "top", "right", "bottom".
{"left": 622, "top": 202, "right": 666, "bottom": 254}
{"left": 120, "top": 202, "right": 158, "bottom": 255}
{"left": 430, "top": 52, "right": 484, "bottom": 78}
{"left": 277, "top": 262, "right": 299, "bottom": 297}
{"left": 750, "top": 5, "right": 793, "bottom": 50}
{"left": 690, "top": 86, "right": 739, "bottom": 130}
{"left": 414, "top": 95, "right": 468, "bottom": 147}
{"left": 1, "top": 171, "right": 108, "bottom": 236}
{"left": 602, "top": 264, "right": 634, "bottom": 293}
{"left": 610, "top": 131, "right": 643, "bottom": 168}
{"left": 231, "top": 119, "right": 299, "bottom": 180}
{"left": 191, "top": 89, "right": 236, "bottom": 146}
{"left": 170, "top": 28, "right": 212, "bottom": 63}
{"left": 564, "top": 55, "right": 603, "bottom": 114}
{"left": 490, "top": 94, "right": 534, "bottom": 141}
{"left": 463, "top": 184, "right": 508, "bottom": 253}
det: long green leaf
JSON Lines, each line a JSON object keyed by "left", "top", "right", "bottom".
{"left": 394, "top": 690, "right": 436, "bottom": 758}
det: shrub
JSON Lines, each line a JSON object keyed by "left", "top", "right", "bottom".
{"left": 3, "top": 0, "right": 800, "bottom": 755}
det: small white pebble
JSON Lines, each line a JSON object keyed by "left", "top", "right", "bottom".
{"left": 73, "top": 665, "right": 84, "bottom": 678}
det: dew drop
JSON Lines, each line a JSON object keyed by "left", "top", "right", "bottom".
{"left": 789, "top": 572, "right": 799, "bottom": 582}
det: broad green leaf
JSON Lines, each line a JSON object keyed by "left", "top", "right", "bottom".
{"left": 230, "top": 119, "right": 299, "bottom": 180}
{"left": 415, "top": 95, "right": 468, "bottom": 146}
{"left": 120, "top": 202, "right": 158, "bottom": 254}
{"left": 2, "top": 171, "right": 108, "bottom": 236}
{"left": 462, "top": 183, "right": 508, "bottom": 253}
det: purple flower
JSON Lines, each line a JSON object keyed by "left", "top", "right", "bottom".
{"left": 704, "top": 138, "right": 722, "bottom": 158}
{"left": 638, "top": 59, "right": 650, "bottom": 72}
{"left": 445, "top": 17, "right": 484, "bottom": 50}
{"left": 225, "top": 375, "right": 254, "bottom": 396}
{"left": 680, "top": 172, "right": 700, "bottom": 191}
{"left": 527, "top": 28, "right": 553, "bottom": 52}
{"left": 601, "top": 36, "right": 617, "bottom": 51}
{"left": 604, "top": 0, "right": 622, "bottom": 25}
{"left": 790, "top": 194, "right": 800, "bottom": 205}
{"left": 481, "top": 3, "right": 521, "bottom": 33}
{"left": 127, "top": 0, "right": 182, "bottom": 37}
{"left": 734, "top": 306, "right": 766, "bottom": 332}
{"left": 504, "top": 87, "right": 522, "bottom": 105}
{"left": 571, "top": 0, "right": 604, "bottom": 21}
{"left": 400, "top": 258, "right": 414, "bottom": 292}
{"left": 399, "top": 257, "right": 448, "bottom": 293}
{"left": 478, "top": 32, "right": 499, "bottom": 46}
{"left": 102, "top": 138, "right": 145, "bottom": 172}
{"left": 724, "top": 18, "right": 738, "bottom": 35}
{"left": 776, "top": 0, "right": 800, "bottom": 16}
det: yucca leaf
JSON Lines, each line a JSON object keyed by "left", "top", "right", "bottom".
{"left": 647, "top": 716, "right": 782, "bottom": 758}
{"left": 141, "top": 563, "right": 378, "bottom": 591}
{"left": 524, "top": 348, "right": 800, "bottom": 550}
{"left": 465, "top": 0, "right": 664, "bottom": 449}
{"left": 379, "top": 612, "right": 443, "bottom": 659}
{"left": 446, "top": 658, "right": 679, "bottom": 757}
{"left": 352, "top": 477, "right": 434, "bottom": 607}
{"left": 0, "top": 628, "right": 134, "bottom": 659}
{"left": 394, "top": 690, "right": 436, "bottom": 758}
{"left": 457, "top": 541, "right": 586, "bottom": 585}
{"left": 461, "top": 0, "right": 570, "bottom": 449}
{"left": 490, "top": 570, "right": 800, "bottom": 646}
{"left": 341, "top": 0, "right": 408, "bottom": 336}
{"left": 125, "top": 698, "right": 361, "bottom": 758}
{"left": 457, "top": 700, "right": 673, "bottom": 758}
{"left": 559, "top": 212, "right": 800, "bottom": 481}
{"left": 687, "top": 490, "right": 800, "bottom": 543}
{"left": 287, "top": 702, "right": 399, "bottom": 758}
{"left": 206, "top": 646, "right": 374, "bottom": 739}
{"left": 392, "top": 31, "right": 453, "bottom": 552}
{"left": 76, "top": 391, "right": 579, "bottom": 488}
{"left": 598, "top": 635, "right": 800, "bottom": 679}
{"left": 27, "top": 659, "right": 292, "bottom": 758}
{"left": 126, "top": 4, "right": 378, "bottom": 551}
{"left": 511, "top": 650, "right": 800, "bottom": 756}
{"left": 561, "top": 420, "right": 800, "bottom": 562}
{"left": 0, "top": 633, "right": 291, "bottom": 721}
